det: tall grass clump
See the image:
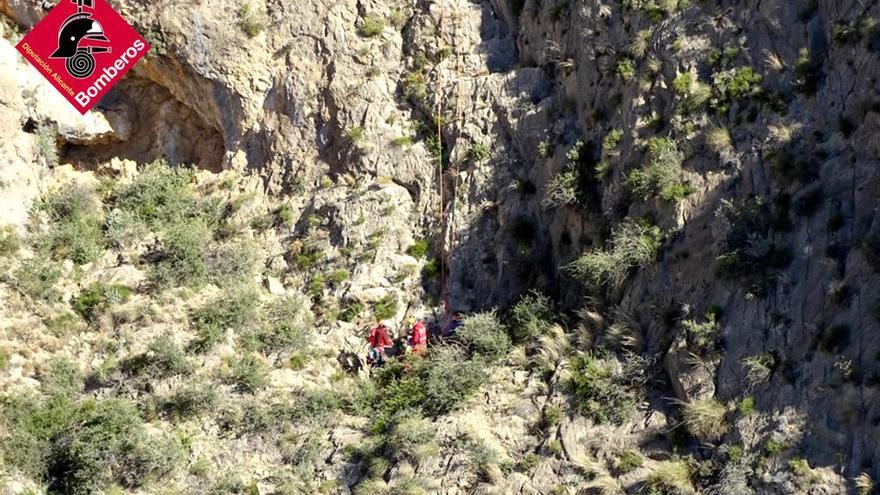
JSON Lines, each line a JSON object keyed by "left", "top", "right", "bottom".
{"left": 681, "top": 398, "right": 728, "bottom": 441}
{"left": 566, "top": 219, "right": 661, "bottom": 288}
{"left": 645, "top": 460, "right": 695, "bottom": 495}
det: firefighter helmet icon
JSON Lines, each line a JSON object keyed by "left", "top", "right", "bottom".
{"left": 49, "top": 0, "right": 111, "bottom": 79}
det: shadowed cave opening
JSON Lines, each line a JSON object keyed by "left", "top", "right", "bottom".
{"left": 59, "top": 75, "right": 225, "bottom": 172}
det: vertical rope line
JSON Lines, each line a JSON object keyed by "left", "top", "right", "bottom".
{"left": 435, "top": 9, "right": 448, "bottom": 311}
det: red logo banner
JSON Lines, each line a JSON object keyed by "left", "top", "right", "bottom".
{"left": 15, "top": 0, "right": 150, "bottom": 114}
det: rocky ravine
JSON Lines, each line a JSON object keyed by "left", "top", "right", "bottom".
{"left": 1, "top": 0, "right": 880, "bottom": 494}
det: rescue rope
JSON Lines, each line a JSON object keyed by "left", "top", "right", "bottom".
{"left": 433, "top": 4, "right": 465, "bottom": 317}
{"left": 434, "top": 10, "right": 447, "bottom": 309}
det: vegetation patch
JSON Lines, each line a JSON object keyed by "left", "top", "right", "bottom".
{"left": 628, "top": 137, "right": 693, "bottom": 202}
{"left": 715, "top": 198, "right": 791, "bottom": 297}
{"left": 358, "top": 16, "right": 385, "bottom": 37}
{"left": 455, "top": 311, "right": 511, "bottom": 361}
{"left": 37, "top": 185, "right": 105, "bottom": 264}
{"left": 1, "top": 394, "right": 182, "bottom": 494}
{"left": 509, "top": 291, "right": 555, "bottom": 343}
{"left": 566, "top": 219, "right": 661, "bottom": 288}
{"left": 681, "top": 398, "right": 728, "bottom": 441}
{"left": 543, "top": 140, "right": 601, "bottom": 209}
{"left": 566, "top": 353, "right": 637, "bottom": 425}
{"left": 72, "top": 283, "right": 133, "bottom": 323}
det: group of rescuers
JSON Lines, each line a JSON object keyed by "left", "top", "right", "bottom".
{"left": 365, "top": 313, "right": 462, "bottom": 367}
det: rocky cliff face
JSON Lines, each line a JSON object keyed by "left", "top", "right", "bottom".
{"left": 1, "top": 0, "right": 880, "bottom": 493}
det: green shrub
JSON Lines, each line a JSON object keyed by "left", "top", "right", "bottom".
{"left": 12, "top": 257, "right": 62, "bottom": 301}
{"left": 238, "top": 3, "right": 265, "bottom": 37}
{"left": 421, "top": 346, "right": 486, "bottom": 416}
{"left": 373, "top": 294, "right": 398, "bottom": 320}
{"left": 544, "top": 140, "right": 601, "bottom": 209}
{"left": 705, "top": 126, "right": 731, "bottom": 152}
{"left": 243, "top": 294, "right": 313, "bottom": 353}
{"left": 467, "top": 143, "right": 490, "bottom": 162}
{"left": 39, "top": 357, "right": 83, "bottom": 396}
{"left": 122, "top": 333, "right": 192, "bottom": 379}
{"left": 347, "top": 126, "right": 365, "bottom": 143}
{"left": 402, "top": 70, "right": 428, "bottom": 102}
{"left": 0, "top": 226, "right": 21, "bottom": 257}
{"left": 719, "top": 67, "right": 761, "bottom": 99}
{"left": 567, "top": 354, "right": 636, "bottom": 425}
{"left": 672, "top": 72, "right": 694, "bottom": 94}
{"left": 358, "top": 16, "right": 385, "bottom": 37}
{"left": 209, "top": 240, "right": 260, "bottom": 286}
{"left": 249, "top": 212, "right": 274, "bottom": 232}
{"left": 681, "top": 398, "right": 728, "bottom": 441}
{"left": 794, "top": 48, "right": 820, "bottom": 94}
{"left": 406, "top": 238, "right": 431, "bottom": 259}
{"left": 789, "top": 458, "right": 821, "bottom": 488}
{"left": 566, "top": 219, "right": 661, "bottom": 288}
{"left": 189, "top": 288, "right": 261, "bottom": 352}
{"left": 108, "top": 162, "right": 196, "bottom": 227}
{"left": 517, "top": 452, "right": 541, "bottom": 472}
{"left": 423, "top": 258, "right": 441, "bottom": 279}
{"left": 391, "top": 135, "right": 414, "bottom": 147}
{"left": 543, "top": 168, "right": 580, "bottom": 208}
{"left": 293, "top": 389, "right": 342, "bottom": 423}
{"left": 616, "top": 57, "right": 636, "bottom": 80}
{"left": 72, "top": 283, "right": 133, "bottom": 323}
{"left": 603, "top": 129, "right": 623, "bottom": 150}
{"left": 274, "top": 204, "right": 295, "bottom": 227}
{"left": 1, "top": 395, "right": 182, "bottom": 494}
{"left": 294, "top": 241, "right": 325, "bottom": 269}
{"left": 372, "top": 363, "right": 428, "bottom": 421}
{"left": 715, "top": 198, "right": 791, "bottom": 296}
{"left": 541, "top": 405, "right": 563, "bottom": 430}
{"left": 340, "top": 300, "right": 365, "bottom": 322}
{"left": 456, "top": 310, "right": 511, "bottom": 361}
{"left": 164, "top": 383, "right": 218, "bottom": 420}
{"left": 738, "top": 396, "right": 755, "bottom": 416}
{"left": 509, "top": 291, "right": 554, "bottom": 343}
{"left": 711, "top": 66, "right": 762, "bottom": 111}
{"left": 105, "top": 208, "right": 149, "bottom": 248}
{"left": 741, "top": 353, "right": 774, "bottom": 388}
{"left": 383, "top": 410, "right": 439, "bottom": 464}
{"left": 229, "top": 354, "right": 269, "bottom": 393}
{"left": 682, "top": 312, "right": 719, "bottom": 355}
{"left": 766, "top": 145, "right": 819, "bottom": 185}
{"left": 152, "top": 218, "right": 212, "bottom": 288}
{"left": 628, "top": 137, "right": 692, "bottom": 202}
{"left": 615, "top": 449, "right": 643, "bottom": 474}
{"left": 37, "top": 185, "right": 104, "bottom": 264}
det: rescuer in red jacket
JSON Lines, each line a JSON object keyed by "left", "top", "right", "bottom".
{"left": 367, "top": 320, "right": 393, "bottom": 366}
{"left": 407, "top": 317, "right": 428, "bottom": 355}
